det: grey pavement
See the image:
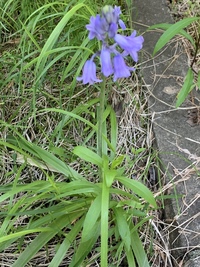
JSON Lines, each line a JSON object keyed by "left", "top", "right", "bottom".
{"left": 132, "top": 0, "right": 200, "bottom": 266}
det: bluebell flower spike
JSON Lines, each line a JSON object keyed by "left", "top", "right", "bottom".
{"left": 77, "top": 5, "right": 144, "bottom": 85}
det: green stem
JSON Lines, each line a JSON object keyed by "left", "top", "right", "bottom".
{"left": 101, "top": 177, "right": 109, "bottom": 267}
{"left": 97, "top": 76, "right": 106, "bottom": 158}
{"left": 97, "top": 76, "right": 109, "bottom": 266}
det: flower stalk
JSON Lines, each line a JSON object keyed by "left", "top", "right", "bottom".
{"left": 101, "top": 176, "right": 109, "bottom": 267}
{"left": 97, "top": 76, "right": 109, "bottom": 267}
{"left": 97, "top": 75, "right": 106, "bottom": 159}
{"left": 76, "top": 5, "right": 144, "bottom": 266}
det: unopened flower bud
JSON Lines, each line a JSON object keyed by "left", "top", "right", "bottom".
{"left": 102, "top": 5, "right": 114, "bottom": 24}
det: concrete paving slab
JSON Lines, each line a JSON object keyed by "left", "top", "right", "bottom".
{"left": 132, "top": 0, "right": 200, "bottom": 266}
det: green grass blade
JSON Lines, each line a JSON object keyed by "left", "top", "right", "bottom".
{"left": 118, "top": 176, "right": 157, "bottom": 208}
{"left": 35, "top": 3, "right": 86, "bottom": 80}
{"left": 198, "top": 71, "right": 200, "bottom": 89}
{"left": 0, "top": 228, "right": 51, "bottom": 243}
{"left": 0, "top": 181, "right": 49, "bottom": 203}
{"left": 53, "top": 98, "right": 99, "bottom": 144}
{"left": 42, "top": 108, "right": 97, "bottom": 131}
{"left": 148, "top": 23, "right": 196, "bottom": 48}
{"left": 35, "top": 50, "right": 73, "bottom": 83}
{"left": 12, "top": 212, "right": 84, "bottom": 267}
{"left": 176, "top": 68, "right": 194, "bottom": 107}
{"left": 0, "top": 195, "right": 29, "bottom": 237}
{"left": 153, "top": 17, "right": 200, "bottom": 56}
{"left": 61, "top": 37, "right": 92, "bottom": 82}
{"left": 125, "top": 245, "right": 136, "bottom": 267}
{"left": 29, "top": 199, "right": 91, "bottom": 229}
{"left": 73, "top": 146, "right": 103, "bottom": 167}
{"left": 131, "top": 231, "right": 150, "bottom": 267}
{"left": 69, "top": 221, "right": 101, "bottom": 267}
{"left": 49, "top": 217, "right": 84, "bottom": 267}
{"left": 114, "top": 207, "right": 131, "bottom": 250}
{"left": 42, "top": 108, "right": 114, "bottom": 151}
{"left": 82, "top": 195, "right": 101, "bottom": 242}
{"left": 51, "top": 180, "right": 100, "bottom": 199}
{"left": 20, "top": 20, "right": 41, "bottom": 51}
{"left": 7, "top": 135, "right": 84, "bottom": 180}
{"left": 100, "top": 105, "right": 113, "bottom": 156}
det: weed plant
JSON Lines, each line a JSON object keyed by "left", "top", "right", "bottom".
{"left": 2, "top": 0, "right": 198, "bottom": 266}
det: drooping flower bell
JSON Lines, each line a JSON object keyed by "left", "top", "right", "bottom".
{"left": 77, "top": 5, "right": 144, "bottom": 85}
{"left": 100, "top": 47, "right": 114, "bottom": 77}
{"left": 77, "top": 59, "right": 102, "bottom": 85}
{"left": 113, "top": 54, "right": 135, "bottom": 81}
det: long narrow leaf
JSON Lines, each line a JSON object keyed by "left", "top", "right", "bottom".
{"left": 73, "top": 146, "right": 103, "bottom": 167}
{"left": 0, "top": 228, "right": 51, "bottom": 243}
{"left": 62, "top": 37, "right": 91, "bottom": 81}
{"left": 42, "top": 108, "right": 97, "bottom": 131}
{"left": 197, "top": 71, "right": 200, "bottom": 89}
{"left": 148, "top": 23, "right": 196, "bottom": 48}
{"left": 82, "top": 195, "right": 101, "bottom": 242}
{"left": 12, "top": 212, "right": 84, "bottom": 267}
{"left": 153, "top": 17, "right": 200, "bottom": 56}
{"left": 69, "top": 221, "right": 100, "bottom": 267}
{"left": 35, "top": 3, "right": 86, "bottom": 78}
{"left": 176, "top": 68, "right": 194, "bottom": 107}
{"left": 53, "top": 98, "right": 99, "bottom": 143}
{"left": 118, "top": 176, "right": 157, "bottom": 208}
{"left": 42, "top": 108, "right": 114, "bottom": 150}
{"left": 49, "top": 217, "right": 84, "bottom": 267}
{"left": 131, "top": 231, "right": 150, "bottom": 267}
{"left": 114, "top": 207, "right": 131, "bottom": 250}
{"left": 7, "top": 135, "right": 84, "bottom": 180}
{"left": 125, "top": 245, "right": 136, "bottom": 267}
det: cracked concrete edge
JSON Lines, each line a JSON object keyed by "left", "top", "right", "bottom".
{"left": 184, "top": 250, "right": 200, "bottom": 267}
{"left": 131, "top": 0, "right": 200, "bottom": 266}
